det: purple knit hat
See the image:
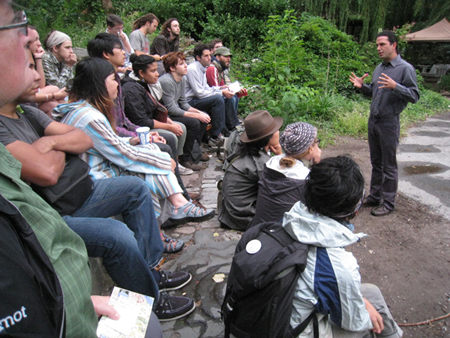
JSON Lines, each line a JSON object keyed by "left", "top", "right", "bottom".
{"left": 279, "top": 122, "right": 317, "bottom": 156}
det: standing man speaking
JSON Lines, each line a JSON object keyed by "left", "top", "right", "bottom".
{"left": 350, "top": 30, "right": 419, "bottom": 216}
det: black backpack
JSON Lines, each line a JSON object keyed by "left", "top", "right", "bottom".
{"left": 222, "top": 221, "right": 318, "bottom": 338}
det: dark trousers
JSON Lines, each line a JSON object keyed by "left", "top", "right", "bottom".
{"left": 224, "top": 94, "right": 240, "bottom": 130}
{"left": 170, "top": 115, "right": 206, "bottom": 163}
{"left": 189, "top": 95, "right": 225, "bottom": 137}
{"left": 367, "top": 117, "right": 400, "bottom": 210}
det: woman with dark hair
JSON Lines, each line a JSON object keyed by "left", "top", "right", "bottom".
{"left": 218, "top": 110, "right": 283, "bottom": 231}
{"left": 53, "top": 58, "right": 214, "bottom": 247}
{"left": 282, "top": 156, "right": 403, "bottom": 337}
{"left": 124, "top": 53, "right": 205, "bottom": 171}
{"left": 249, "top": 122, "right": 321, "bottom": 227}
{"left": 122, "top": 54, "right": 188, "bottom": 162}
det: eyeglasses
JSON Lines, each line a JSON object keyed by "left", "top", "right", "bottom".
{"left": 0, "top": 11, "right": 28, "bottom": 36}
{"left": 315, "top": 138, "right": 321, "bottom": 145}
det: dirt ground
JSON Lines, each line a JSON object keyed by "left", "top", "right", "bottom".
{"left": 323, "top": 136, "right": 450, "bottom": 338}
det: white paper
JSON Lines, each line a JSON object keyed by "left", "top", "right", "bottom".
{"left": 97, "top": 287, "right": 154, "bottom": 338}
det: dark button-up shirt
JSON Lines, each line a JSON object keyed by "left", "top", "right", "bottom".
{"left": 150, "top": 34, "right": 179, "bottom": 56}
{"left": 361, "top": 54, "right": 419, "bottom": 119}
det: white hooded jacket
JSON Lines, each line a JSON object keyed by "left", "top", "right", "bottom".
{"left": 282, "top": 202, "right": 373, "bottom": 337}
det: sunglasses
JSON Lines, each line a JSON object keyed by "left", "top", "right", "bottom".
{"left": 0, "top": 11, "right": 28, "bottom": 36}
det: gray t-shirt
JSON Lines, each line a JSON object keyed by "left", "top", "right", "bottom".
{"left": 0, "top": 105, "right": 53, "bottom": 146}
{"left": 159, "top": 73, "right": 191, "bottom": 117}
{"left": 129, "top": 29, "right": 150, "bottom": 54}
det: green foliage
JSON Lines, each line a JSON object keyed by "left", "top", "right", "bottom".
{"left": 144, "top": 0, "right": 213, "bottom": 39}
{"left": 436, "top": 75, "right": 450, "bottom": 92}
{"left": 200, "top": 0, "right": 291, "bottom": 50}
{"left": 400, "top": 89, "right": 449, "bottom": 134}
{"left": 18, "top": 0, "right": 106, "bottom": 37}
{"left": 392, "top": 22, "right": 416, "bottom": 54}
{"left": 238, "top": 11, "right": 374, "bottom": 120}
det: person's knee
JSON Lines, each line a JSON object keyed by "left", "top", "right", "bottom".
{"left": 361, "top": 283, "right": 384, "bottom": 307}
{"left": 117, "top": 176, "right": 151, "bottom": 197}
{"left": 213, "top": 95, "right": 225, "bottom": 108}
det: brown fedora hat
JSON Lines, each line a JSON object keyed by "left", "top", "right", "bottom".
{"left": 240, "top": 110, "right": 283, "bottom": 143}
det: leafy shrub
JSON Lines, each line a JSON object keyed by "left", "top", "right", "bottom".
{"left": 201, "top": 0, "right": 291, "bottom": 50}
{"left": 437, "top": 75, "right": 450, "bottom": 92}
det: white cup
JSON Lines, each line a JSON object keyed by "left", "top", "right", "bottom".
{"left": 136, "top": 127, "right": 150, "bottom": 145}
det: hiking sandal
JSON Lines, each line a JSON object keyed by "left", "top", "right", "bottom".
{"left": 168, "top": 201, "right": 215, "bottom": 225}
{"left": 161, "top": 231, "right": 184, "bottom": 253}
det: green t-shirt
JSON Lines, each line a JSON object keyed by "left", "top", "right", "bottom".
{"left": 0, "top": 144, "right": 97, "bottom": 337}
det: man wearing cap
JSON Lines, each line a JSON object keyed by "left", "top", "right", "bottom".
{"left": 42, "top": 30, "right": 76, "bottom": 89}
{"left": 218, "top": 110, "right": 283, "bottom": 231}
{"left": 206, "top": 46, "right": 247, "bottom": 135}
{"left": 185, "top": 44, "right": 238, "bottom": 141}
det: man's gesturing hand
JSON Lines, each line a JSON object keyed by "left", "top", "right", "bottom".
{"left": 349, "top": 72, "right": 369, "bottom": 89}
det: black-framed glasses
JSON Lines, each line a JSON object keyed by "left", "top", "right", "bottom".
{"left": 315, "top": 138, "right": 321, "bottom": 145}
{"left": 0, "top": 11, "right": 28, "bottom": 36}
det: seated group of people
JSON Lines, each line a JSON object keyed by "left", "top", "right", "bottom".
{"left": 1, "top": 2, "right": 403, "bottom": 336}
{"left": 219, "top": 111, "right": 404, "bottom": 337}
{"left": 1, "top": 7, "right": 248, "bottom": 336}
{"left": 34, "top": 13, "right": 245, "bottom": 173}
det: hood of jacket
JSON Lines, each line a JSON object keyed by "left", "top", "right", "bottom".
{"left": 260, "top": 165, "right": 304, "bottom": 196}
{"left": 52, "top": 100, "right": 87, "bottom": 122}
{"left": 283, "top": 202, "right": 367, "bottom": 248}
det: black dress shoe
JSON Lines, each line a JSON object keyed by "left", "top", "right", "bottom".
{"left": 371, "top": 205, "right": 393, "bottom": 216}
{"left": 362, "top": 197, "right": 382, "bottom": 208}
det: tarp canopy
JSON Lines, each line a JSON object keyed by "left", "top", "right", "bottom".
{"left": 406, "top": 18, "right": 450, "bottom": 42}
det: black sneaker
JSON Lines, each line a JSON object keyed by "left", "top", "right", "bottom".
{"left": 154, "top": 292, "right": 196, "bottom": 321}
{"left": 158, "top": 270, "right": 192, "bottom": 292}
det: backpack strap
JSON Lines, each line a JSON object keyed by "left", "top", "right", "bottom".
{"left": 223, "top": 290, "right": 236, "bottom": 338}
{"left": 290, "top": 310, "right": 318, "bottom": 338}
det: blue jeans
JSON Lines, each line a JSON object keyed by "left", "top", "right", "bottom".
{"left": 224, "top": 94, "right": 240, "bottom": 130}
{"left": 63, "top": 177, "right": 163, "bottom": 299}
{"left": 189, "top": 95, "right": 225, "bottom": 137}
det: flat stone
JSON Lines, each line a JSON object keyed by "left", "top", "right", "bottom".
{"left": 202, "top": 179, "right": 216, "bottom": 184}
{"left": 217, "top": 266, "right": 231, "bottom": 274}
{"left": 203, "top": 321, "right": 225, "bottom": 337}
{"left": 194, "top": 229, "right": 214, "bottom": 244}
{"left": 160, "top": 319, "right": 176, "bottom": 331}
{"left": 200, "top": 220, "right": 219, "bottom": 228}
{"left": 174, "top": 226, "right": 196, "bottom": 234}
{"left": 174, "top": 325, "right": 202, "bottom": 337}
{"left": 201, "top": 183, "right": 217, "bottom": 188}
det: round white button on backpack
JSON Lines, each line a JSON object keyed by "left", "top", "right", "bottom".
{"left": 246, "top": 239, "right": 262, "bottom": 254}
